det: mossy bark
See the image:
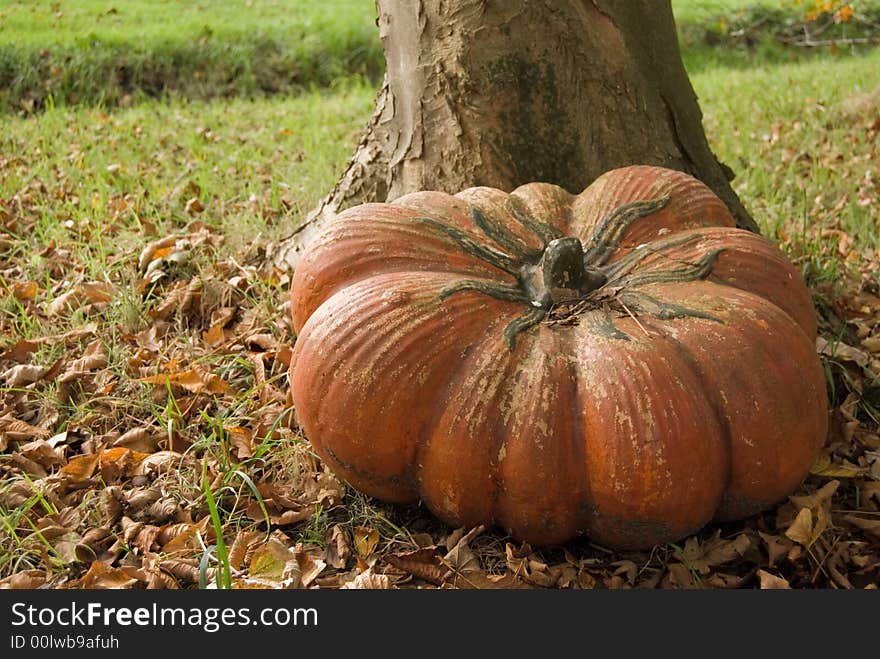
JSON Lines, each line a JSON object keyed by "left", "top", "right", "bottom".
{"left": 273, "top": 0, "right": 756, "bottom": 271}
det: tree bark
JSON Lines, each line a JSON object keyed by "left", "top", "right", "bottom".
{"left": 273, "top": 0, "right": 757, "bottom": 271}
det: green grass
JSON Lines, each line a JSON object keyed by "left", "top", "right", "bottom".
{"left": 0, "top": 0, "right": 382, "bottom": 112}
{"left": 692, "top": 47, "right": 880, "bottom": 254}
{"left": 0, "top": 81, "right": 375, "bottom": 281}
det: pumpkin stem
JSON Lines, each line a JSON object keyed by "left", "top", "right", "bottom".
{"left": 415, "top": 194, "right": 723, "bottom": 351}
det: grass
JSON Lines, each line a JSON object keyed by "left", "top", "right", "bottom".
{"left": 0, "top": 0, "right": 383, "bottom": 112}
{"left": 691, "top": 47, "right": 880, "bottom": 282}
{"left": 1, "top": 2, "right": 878, "bottom": 589}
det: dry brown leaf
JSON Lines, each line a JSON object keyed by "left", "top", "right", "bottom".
{"left": 139, "top": 367, "right": 230, "bottom": 395}
{"left": 790, "top": 480, "right": 840, "bottom": 511}
{"left": 810, "top": 452, "right": 867, "bottom": 478}
{"left": 185, "top": 197, "right": 204, "bottom": 215}
{"left": 46, "top": 289, "right": 82, "bottom": 316}
{"left": 3, "top": 363, "right": 46, "bottom": 387}
{"left": 59, "top": 453, "right": 101, "bottom": 482}
{"left": 57, "top": 340, "right": 108, "bottom": 401}
{"left": 341, "top": 567, "right": 393, "bottom": 590}
{"left": 443, "top": 525, "right": 484, "bottom": 573}
{"left": 817, "top": 337, "right": 870, "bottom": 368}
{"left": 19, "top": 439, "right": 64, "bottom": 469}
{"left": 759, "top": 531, "right": 794, "bottom": 567}
{"left": 248, "top": 538, "right": 299, "bottom": 586}
{"left": 79, "top": 281, "right": 115, "bottom": 304}
{"left": 112, "top": 427, "right": 161, "bottom": 453}
{"left": 159, "top": 558, "right": 203, "bottom": 585}
{"left": 757, "top": 570, "right": 791, "bottom": 589}
{"left": 664, "top": 563, "right": 699, "bottom": 589}
{"left": 843, "top": 514, "right": 880, "bottom": 538}
{"left": 229, "top": 530, "right": 265, "bottom": 571}
{"left": 161, "top": 518, "right": 212, "bottom": 553}
{"left": 137, "top": 235, "right": 179, "bottom": 271}
{"left": 325, "top": 524, "right": 350, "bottom": 569}
{"left": 148, "top": 279, "right": 203, "bottom": 320}
{"left": 0, "top": 414, "right": 50, "bottom": 441}
{"left": 860, "top": 336, "right": 880, "bottom": 353}
{"left": 353, "top": 527, "right": 380, "bottom": 558}
{"left": 133, "top": 451, "right": 187, "bottom": 477}
{"left": 681, "top": 531, "right": 753, "bottom": 574}
{"left": 1, "top": 339, "right": 40, "bottom": 362}
{"left": 785, "top": 507, "right": 818, "bottom": 547}
{"left": 705, "top": 572, "right": 747, "bottom": 588}
{"left": 0, "top": 570, "right": 47, "bottom": 589}
{"left": 80, "top": 561, "right": 139, "bottom": 589}
{"left": 295, "top": 546, "right": 327, "bottom": 588}
{"left": 386, "top": 549, "right": 450, "bottom": 586}
{"left": 447, "top": 571, "right": 530, "bottom": 589}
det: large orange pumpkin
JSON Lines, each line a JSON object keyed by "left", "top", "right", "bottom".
{"left": 289, "top": 165, "right": 828, "bottom": 550}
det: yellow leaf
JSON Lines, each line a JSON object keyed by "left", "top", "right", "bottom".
{"left": 59, "top": 453, "right": 100, "bottom": 482}
{"left": 140, "top": 368, "right": 230, "bottom": 395}
{"left": 353, "top": 526, "right": 379, "bottom": 557}
{"left": 80, "top": 561, "right": 139, "bottom": 589}
{"left": 11, "top": 281, "right": 38, "bottom": 301}
{"left": 809, "top": 453, "right": 866, "bottom": 478}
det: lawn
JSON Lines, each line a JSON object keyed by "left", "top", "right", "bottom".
{"left": 0, "top": 2, "right": 878, "bottom": 589}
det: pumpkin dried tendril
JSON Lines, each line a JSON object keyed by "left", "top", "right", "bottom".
{"left": 414, "top": 194, "right": 725, "bottom": 350}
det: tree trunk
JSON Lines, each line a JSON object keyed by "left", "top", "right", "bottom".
{"left": 273, "top": 0, "right": 756, "bottom": 271}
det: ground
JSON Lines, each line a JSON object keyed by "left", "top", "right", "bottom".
{"left": 0, "top": 0, "right": 878, "bottom": 589}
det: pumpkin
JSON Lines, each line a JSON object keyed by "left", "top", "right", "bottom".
{"left": 288, "top": 165, "right": 828, "bottom": 550}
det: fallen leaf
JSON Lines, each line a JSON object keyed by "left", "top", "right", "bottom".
{"left": 229, "top": 531, "right": 265, "bottom": 571}
{"left": 112, "top": 427, "right": 161, "bottom": 453}
{"left": 59, "top": 453, "right": 100, "bottom": 482}
{"left": 325, "top": 524, "right": 350, "bottom": 569}
{"left": 443, "top": 525, "right": 484, "bottom": 573}
{"left": 790, "top": 480, "right": 840, "bottom": 511}
{"left": 295, "top": 546, "right": 326, "bottom": 588}
{"left": 757, "top": 570, "right": 791, "bottom": 589}
{"left": 353, "top": 527, "right": 379, "bottom": 558}
{"left": 185, "top": 197, "right": 204, "bottom": 215}
{"left": 0, "top": 570, "right": 47, "bottom": 589}
{"left": 810, "top": 452, "right": 866, "bottom": 478}
{"left": 341, "top": 567, "right": 392, "bottom": 589}
{"left": 0, "top": 415, "right": 50, "bottom": 441}
{"left": 759, "top": 532, "right": 794, "bottom": 567}
{"left": 386, "top": 549, "right": 450, "bottom": 585}
{"left": 842, "top": 515, "right": 880, "bottom": 538}
{"left": 817, "top": 337, "right": 870, "bottom": 367}
{"left": 680, "top": 531, "right": 752, "bottom": 574}
{"left": 3, "top": 364, "right": 46, "bottom": 386}
{"left": 664, "top": 563, "right": 699, "bottom": 589}
{"left": 11, "top": 280, "right": 38, "bottom": 301}
{"left": 1, "top": 339, "right": 40, "bottom": 362}
{"left": 448, "top": 571, "right": 530, "bottom": 589}
{"left": 80, "top": 561, "right": 139, "bottom": 589}
{"left": 139, "top": 367, "right": 229, "bottom": 395}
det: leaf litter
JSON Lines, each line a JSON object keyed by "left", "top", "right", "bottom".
{"left": 2, "top": 89, "right": 879, "bottom": 591}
